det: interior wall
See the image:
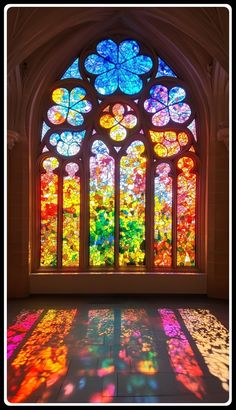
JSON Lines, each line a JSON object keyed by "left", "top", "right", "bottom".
{"left": 7, "top": 6, "right": 230, "bottom": 298}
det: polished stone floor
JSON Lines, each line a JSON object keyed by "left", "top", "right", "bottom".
{"left": 7, "top": 295, "right": 230, "bottom": 404}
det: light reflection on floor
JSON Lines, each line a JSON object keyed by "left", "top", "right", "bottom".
{"left": 7, "top": 305, "right": 229, "bottom": 404}
{"left": 179, "top": 309, "right": 229, "bottom": 391}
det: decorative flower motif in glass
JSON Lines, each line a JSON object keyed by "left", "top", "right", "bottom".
{"left": 84, "top": 39, "right": 153, "bottom": 95}
{"left": 100, "top": 103, "right": 137, "bottom": 141}
{"left": 47, "top": 87, "right": 92, "bottom": 126}
{"left": 49, "top": 130, "right": 86, "bottom": 156}
{"left": 144, "top": 85, "right": 191, "bottom": 126}
{"left": 150, "top": 130, "right": 189, "bottom": 157}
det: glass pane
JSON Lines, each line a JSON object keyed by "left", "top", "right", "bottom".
{"left": 40, "top": 158, "right": 59, "bottom": 267}
{"left": 62, "top": 163, "right": 80, "bottom": 267}
{"left": 177, "top": 157, "right": 196, "bottom": 266}
{"left": 89, "top": 141, "right": 115, "bottom": 266}
{"left": 154, "top": 164, "right": 172, "bottom": 267}
{"left": 119, "top": 141, "right": 146, "bottom": 266}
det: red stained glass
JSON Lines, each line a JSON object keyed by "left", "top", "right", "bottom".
{"left": 40, "top": 158, "right": 59, "bottom": 267}
{"left": 177, "top": 157, "right": 196, "bottom": 266}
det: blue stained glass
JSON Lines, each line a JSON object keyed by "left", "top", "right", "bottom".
{"left": 122, "top": 55, "right": 153, "bottom": 75}
{"left": 70, "top": 87, "right": 86, "bottom": 105}
{"left": 119, "top": 40, "right": 139, "bottom": 63}
{"left": 84, "top": 54, "right": 115, "bottom": 75}
{"left": 72, "top": 100, "right": 92, "bottom": 113}
{"left": 49, "top": 131, "right": 85, "bottom": 156}
{"left": 95, "top": 69, "right": 118, "bottom": 95}
{"left": 119, "top": 68, "right": 142, "bottom": 95}
{"left": 156, "top": 57, "right": 177, "bottom": 78}
{"left": 41, "top": 121, "right": 50, "bottom": 140}
{"left": 91, "top": 140, "right": 110, "bottom": 155}
{"left": 168, "top": 87, "right": 186, "bottom": 105}
{"left": 84, "top": 38, "right": 153, "bottom": 95}
{"left": 67, "top": 110, "right": 84, "bottom": 126}
{"left": 61, "top": 58, "right": 82, "bottom": 80}
{"left": 96, "top": 39, "right": 118, "bottom": 63}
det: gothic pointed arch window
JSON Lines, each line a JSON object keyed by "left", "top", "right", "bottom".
{"left": 37, "top": 36, "right": 200, "bottom": 272}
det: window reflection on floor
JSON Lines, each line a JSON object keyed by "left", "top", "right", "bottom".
{"left": 7, "top": 306, "right": 229, "bottom": 403}
{"left": 179, "top": 309, "right": 229, "bottom": 391}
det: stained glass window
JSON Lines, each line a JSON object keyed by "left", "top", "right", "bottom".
{"left": 37, "top": 37, "right": 199, "bottom": 272}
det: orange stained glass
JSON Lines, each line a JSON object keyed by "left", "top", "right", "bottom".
{"left": 40, "top": 158, "right": 59, "bottom": 267}
{"left": 8, "top": 309, "right": 77, "bottom": 403}
{"left": 100, "top": 103, "right": 137, "bottom": 141}
{"left": 177, "top": 157, "right": 196, "bottom": 266}
{"left": 150, "top": 131, "right": 189, "bottom": 158}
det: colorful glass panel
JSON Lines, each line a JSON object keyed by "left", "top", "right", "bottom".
{"left": 89, "top": 141, "right": 115, "bottom": 266}
{"left": 49, "top": 131, "right": 85, "bottom": 156}
{"left": 156, "top": 57, "right": 177, "bottom": 78}
{"left": 150, "top": 131, "right": 189, "bottom": 157}
{"left": 154, "top": 164, "right": 172, "bottom": 266}
{"left": 47, "top": 87, "right": 92, "bottom": 126}
{"left": 84, "top": 39, "right": 153, "bottom": 95}
{"left": 119, "top": 141, "right": 146, "bottom": 266}
{"left": 144, "top": 85, "right": 191, "bottom": 126}
{"left": 177, "top": 157, "right": 196, "bottom": 266}
{"left": 100, "top": 103, "right": 137, "bottom": 141}
{"left": 61, "top": 58, "right": 82, "bottom": 80}
{"left": 62, "top": 163, "right": 80, "bottom": 267}
{"left": 40, "top": 158, "right": 59, "bottom": 267}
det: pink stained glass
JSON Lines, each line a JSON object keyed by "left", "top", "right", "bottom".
{"left": 7, "top": 310, "right": 43, "bottom": 360}
{"left": 62, "top": 163, "right": 80, "bottom": 267}
{"left": 40, "top": 158, "right": 59, "bottom": 267}
{"left": 158, "top": 309, "right": 205, "bottom": 399}
{"left": 8, "top": 309, "right": 77, "bottom": 403}
{"left": 177, "top": 157, "right": 196, "bottom": 266}
{"left": 154, "top": 164, "right": 172, "bottom": 267}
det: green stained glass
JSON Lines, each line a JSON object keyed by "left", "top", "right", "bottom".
{"left": 119, "top": 141, "right": 146, "bottom": 266}
{"left": 89, "top": 141, "right": 115, "bottom": 266}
